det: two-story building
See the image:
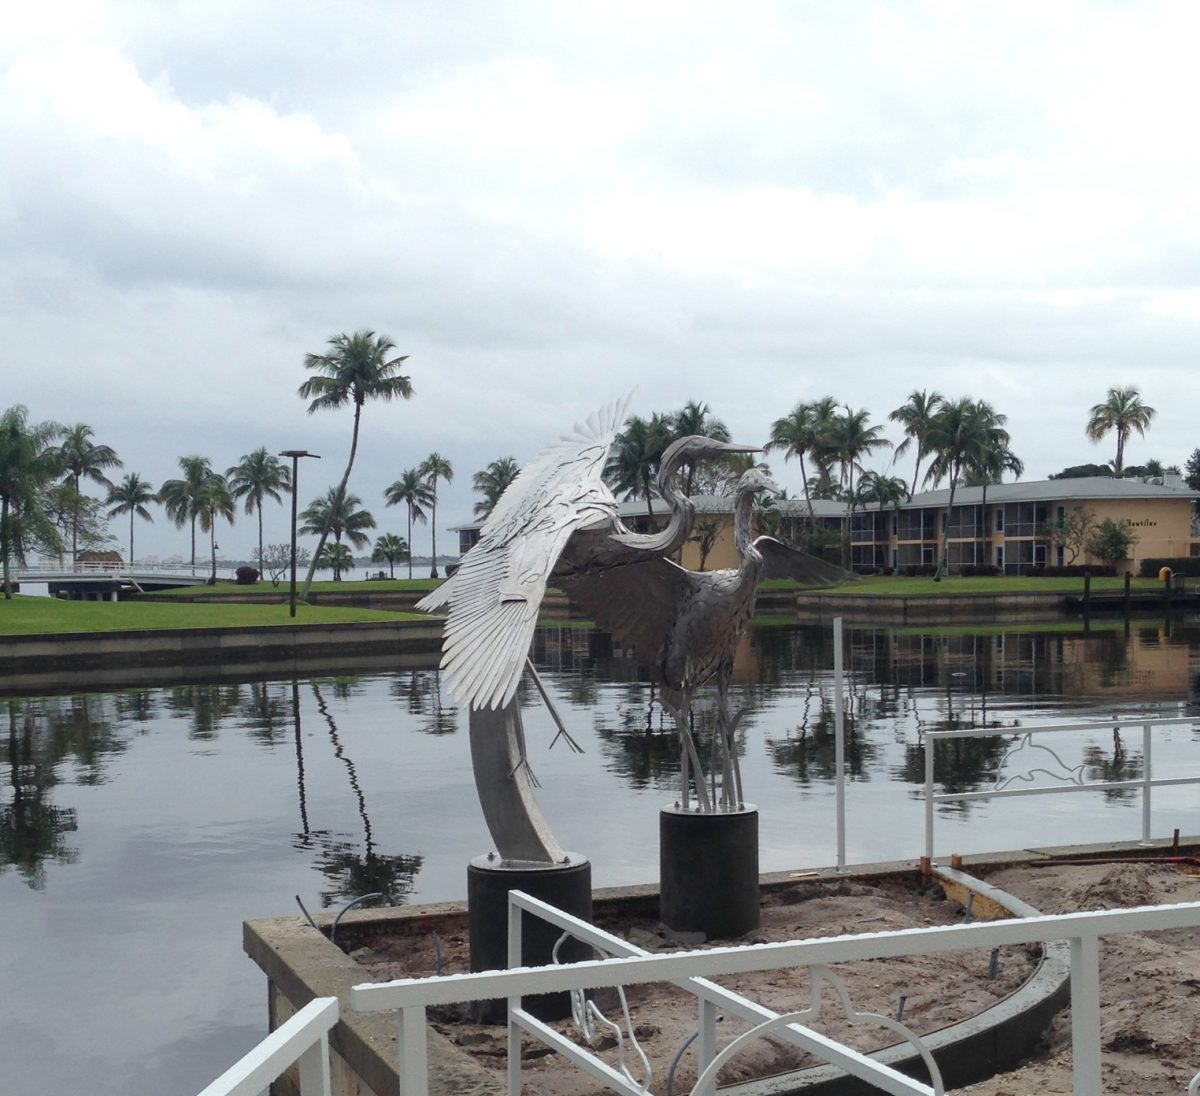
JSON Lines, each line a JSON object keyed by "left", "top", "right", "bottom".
{"left": 454, "top": 474, "right": 1200, "bottom": 577}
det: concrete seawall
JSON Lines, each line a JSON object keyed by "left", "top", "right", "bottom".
{"left": 784, "top": 591, "right": 1069, "bottom": 624}
{"left": 0, "top": 620, "right": 446, "bottom": 695}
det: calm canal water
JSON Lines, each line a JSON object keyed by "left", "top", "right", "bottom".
{"left": 3, "top": 619, "right": 1199, "bottom": 1095}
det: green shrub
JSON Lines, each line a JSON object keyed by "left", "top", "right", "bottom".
{"left": 1138, "top": 557, "right": 1200, "bottom": 578}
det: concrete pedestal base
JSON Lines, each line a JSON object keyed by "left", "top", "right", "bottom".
{"left": 660, "top": 805, "right": 759, "bottom": 940}
{"left": 467, "top": 853, "right": 592, "bottom": 1022}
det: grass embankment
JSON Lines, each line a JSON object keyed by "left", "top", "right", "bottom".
{"left": 763, "top": 574, "right": 1162, "bottom": 597}
{"left": 145, "top": 577, "right": 441, "bottom": 598}
{"left": 0, "top": 595, "right": 424, "bottom": 636}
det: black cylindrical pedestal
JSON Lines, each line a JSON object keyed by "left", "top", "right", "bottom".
{"left": 467, "top": 853, "right": 592, "bottom": 1022}
{"left": 660, "top": 805, "right": 759, "bottom": 940}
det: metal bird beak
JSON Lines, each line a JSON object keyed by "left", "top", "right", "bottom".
{"left": 708, "top": 440, "right": 761, "bottom": 456}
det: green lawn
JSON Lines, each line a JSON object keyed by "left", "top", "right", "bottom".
{"left": 144, "top": 577, "right": 442, "bottom": 598}
{"left": 761, "top": 574, "right": 1162, "bottom": 597}
{"left": 0, "top": 595, "right": 425, "bottom": 635}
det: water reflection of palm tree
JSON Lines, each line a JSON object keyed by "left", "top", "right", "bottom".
{"left": 389, "top": 669, "right": 458, "bottom": 735}
{"left": 308, "top": 680, "right": 423, "bottom": 907}
{"left": 1, "top": 703, "right": 79, "bottom": 889}
{"left": 765, "top": 695, "right": 875, "bottom": 786}
{"left": 1083, "top": 729, "right": 1143, "bottom": 802}
{"left": 165, "top": 684, "right": 242, "bottom": 740}
{"left": 239, "top": 682, "right": 290, "bottom": 746}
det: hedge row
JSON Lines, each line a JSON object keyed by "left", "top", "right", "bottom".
{"left": 1138, "top": 557, "right": 1200, "bottom": 578}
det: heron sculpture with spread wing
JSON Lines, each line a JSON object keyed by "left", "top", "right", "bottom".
{"left": 417, "top": 397, "right": 850, "bottom": 861}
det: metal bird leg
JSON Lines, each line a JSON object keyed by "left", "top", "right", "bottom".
{"left": 525, "top": 658, "right": 585, "bottom": 753}
{"left": 716, "top": 675, "right": 746, "bottom": 810}
{"left": 665, "top": 699, "right": 711, "bottom": 812}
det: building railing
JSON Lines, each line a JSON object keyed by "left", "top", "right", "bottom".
{"left": 196, "top": 995, "right": 337, "bottom": 1096}
{"left": 923, "top": 715, "right": 1200, "bottom": 863}
{"left": 347, "top": 888, "right": 1200, "bottom": 1096}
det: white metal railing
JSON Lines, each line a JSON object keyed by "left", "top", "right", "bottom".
{"left": 15, "top": 558, "right": 215, "bottom": 577}
{"left": 196, "top": 995, "right": 337, "bottom": 1096}
{"left": 350, "top": 888, "right": 1200, "bottom": 1096}
{"left": 923, "top": 715, "right": 1200, "bottom": 862}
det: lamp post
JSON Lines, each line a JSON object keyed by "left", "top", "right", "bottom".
{"left": 279, "top": 450, "right": 320, "bottom": 618}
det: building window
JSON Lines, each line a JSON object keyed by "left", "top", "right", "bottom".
{"left": 995, "top": 509, "right": 1004, "bottom": 533}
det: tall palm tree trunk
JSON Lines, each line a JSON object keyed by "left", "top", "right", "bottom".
{"left": 71, "top": 474, "right": 80, "bottom": 565}
{"left": 429, "top": 496, "right": 438, "bottom": 579}
{"left": 256, "top": 502, "right": 264, "bottom": 570}
{"left": 406, "top": 508, "right": 414, "bottom": 580}
{"left": 129, "top": 511, "right": 136, "bottom": 566}
{"left": 799, "top": 453, "right": 814, "bottom": 524}
{"left": 2, "top": 495, "right": 11, "bottom": 599}
{"left": 936, "top": 475, "right": 958, "bottom": 580}
{"left": 300, "top": 404, "right": 361, "bottom": 599}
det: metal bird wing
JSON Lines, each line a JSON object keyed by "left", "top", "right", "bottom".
{"left": 557, "top": 558, "right": 700, "bottom": 692}
{"left": 753, "top": 536, "right": 857, "bottom": 586}
{"left": 415, "top": 395, "right": 632, "bottom": 711}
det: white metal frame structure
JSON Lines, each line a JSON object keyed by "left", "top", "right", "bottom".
{"left": 196, "top": 996, "right": 338, "bottom": 1096}
{"left": 350, "top": 888, "right": 1200, "bottom": 1096}
{"left": 923, "top": 715, "right": 1200, "bottom": 862}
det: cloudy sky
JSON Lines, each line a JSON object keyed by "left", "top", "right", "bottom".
{"left": 4, "top": 1, "right": 1200, "bottom": 562}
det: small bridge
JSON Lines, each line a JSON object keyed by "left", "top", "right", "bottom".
{"left": 12, "top": 560, "right": 219, "bottom": 599}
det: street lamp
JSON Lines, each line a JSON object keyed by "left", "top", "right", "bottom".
{"left": 279, "top": 450, "right": 320, "bottom": 618}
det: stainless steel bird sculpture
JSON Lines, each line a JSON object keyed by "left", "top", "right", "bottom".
{"left": 417, "top": 397, "right": 850, "bottom": 860}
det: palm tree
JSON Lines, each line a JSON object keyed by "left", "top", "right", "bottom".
{"left": 57, "top": 423, "right": 122, "bottom": 564}
{"left": 227, "top": 448, "right": 291, "bottom": 569}
{"left": 766, "top": 401, "right": 826, "bottom": 522}
{"left": 824, "top": 407, "right": 890, "bottom": 567}
{"left": 383, "top": 468, "right": 432, "bottom": 580}
{"left": 471, "top": 457, "right": 520, "bottom": 519}
{"left": 964, "top": 424, "right": 1023, "bottom": 567}
{"left": 889, "top": 389, "right": 944, "bottom": 497}
{"left": 0, "top": 406, "right": 63, "bottom": 598}
{"left": 371, "top": 533, "right": 409, "bottom": 579}
{"left": 297, "top": 330, "right": 413, "bottom": 598}
{"left": 606, "top": 412, "right": 674, "bottom": 524}
{"left": 419, "top": 453, "right": 453, "bottom": 578}
{"left": 300, "top": 489, "right": 376, "bottom": 552}
{"left": 317, "top": 541, "right": 356, "bottom": 581}
{"left": 195, "top": 473, "right": 235, "bottom": 584}
{"left": 1085, "top": 386, "right": 1156, "bottom": 475}
{"left": 924, "top": 399, "right": 1011, "bottom": 578}
{"left": 105, "top": 473, "right": 155, "bottom": 566}
{"left": 826, "top": 406, "right": 891, "bottom": 501}
{"left": 670, "top": 401, "right": 730, "bottom": 496}
{"left": 158, "top": 455, "right": 212, "bottom": 571}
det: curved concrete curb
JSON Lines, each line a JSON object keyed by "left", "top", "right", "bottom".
{"left": 726, "top": 866, "right": 1070, "bottom": 1095}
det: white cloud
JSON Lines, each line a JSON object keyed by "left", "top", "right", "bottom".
{"left": 2, "top": 2, "right": 1200, "bottom": 559}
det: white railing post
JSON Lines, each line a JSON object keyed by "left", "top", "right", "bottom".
{"left": 698, "top": 997, "right": 718, "bottom": 1075}
{"left": 1141, "top": 721, "right": 1153, "bottom": 846}
{"left": 195, "top": 996, "right": 338, "bottom": 1096}
{"left": 924, "top": 730, "right": 935, "bottom": 863}
{"left": 1070, "top": 934, "right": 1102, "bottom": 1095}
{"left": 397, "top": 1006, "right": 429, "bottom": 1096}
{"left": 833, "top": 616, "right": 846, "bottom": 870}
{"left": 508, "top": 896, "right": 523, "bottom": 1096}
{"left": 296, "top": 1033, "right": 332, "bottom": 1096}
